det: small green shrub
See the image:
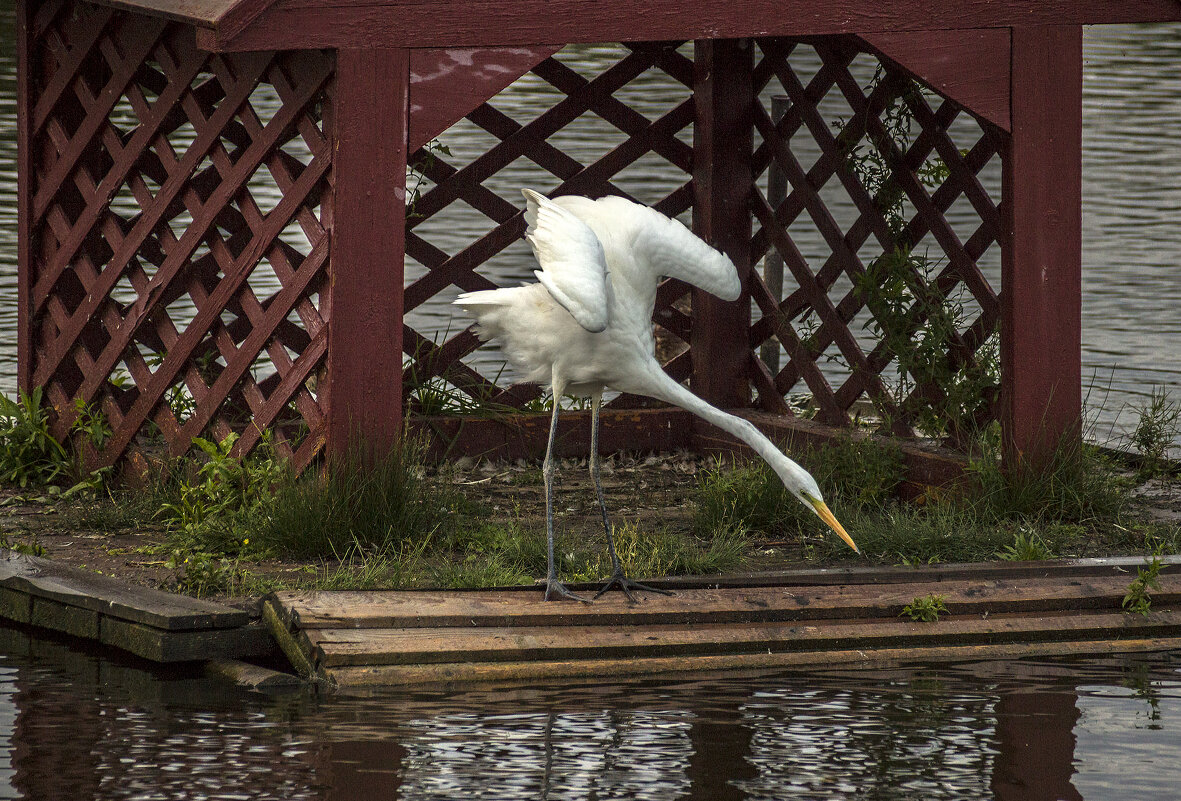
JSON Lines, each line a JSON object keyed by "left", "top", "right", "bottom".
{"left": 901, "top": 593, "right": 948, "bottom": 622}
{"left": 1130, "top": 386, "right": 1180, "bottom": 477}
{"left": 0, "top": 389, "right": 72, "bottom": 487}
{"left": 968, "top": 430, "right": 1128, "bottom": 525}
{"left": 996, "top": 528, "right": 1055, "bottom": 561}
{"left": 693, "top": 434, "right": 905, "bottom": 538}
{"left": 165, "top": 550, "right": 241, "bottom": 598}
{"left": 1122, "top": 554, "right": 1164, "bottom": 617}
{"left": 156, "top": 432, "right": 289, "bottom": 555}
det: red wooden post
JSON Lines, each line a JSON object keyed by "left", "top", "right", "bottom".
{"left": 1001, "top": 26, "right": 1083, "bottom": 467}
{"left": 15, "top": 0, "right": 32, "bottom": 391}
{"left": 326, "top": 49, "right": 410, "bottom": 460}
{"left": 691, "top": 39, "right": 753, "bottom": 410}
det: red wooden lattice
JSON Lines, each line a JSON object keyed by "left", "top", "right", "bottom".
{"left": 403, "top": 39, "right": 1003, "bottom": 435}
{"left": 21, "top": 0, "right": 1005, "bottom": 471}
{"left": 746, "top": 38, "right": 1002, "bottom": 436}
{"left": 23, "top": 0, "right": 332, "bottom": 471}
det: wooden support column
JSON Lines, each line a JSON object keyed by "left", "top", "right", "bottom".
{"left": 326, "top": 49, "right": 410, "bottom": 460}
{"left": 692, "top": 39, "right": 754, "bottom": 410}
{"left": 16, "top": 0, "right": 32, "bottom": 391}
{"left": 1001, "top": 26, "right": 1083, "bottom": 467}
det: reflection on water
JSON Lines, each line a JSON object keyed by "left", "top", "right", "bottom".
{"left": 0, "top": 15, "right": 1178, "bottom": 447}
{"left": 0, "top": 625, "right": 1179, "bottom": 800}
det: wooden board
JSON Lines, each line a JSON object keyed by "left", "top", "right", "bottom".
{"left": 328, "top": 637, "right": 1181, "bottom": 688}
{"left": 275, "top": 574, "right": 1181, "bottom": 630}
{"left": 306, "top": 609, "right": 1181, "bottom": 667}
{"left": 265, "top": 558, "right": 1181, "bottom": 686}
{"left": 202, "top": 0, "right": 1181, "bottom": 52}
{"left": 0, "top": 551, "right": 274, "bottom": 663}
{"left": 0, "top": 551, "right": 249, "bottom": 630}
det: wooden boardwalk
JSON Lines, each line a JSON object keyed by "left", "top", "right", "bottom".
{"left": 264, "top": 557, "right": 1181, "bottom": 687}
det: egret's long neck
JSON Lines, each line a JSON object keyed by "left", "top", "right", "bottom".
{"left": 633, "top": 363, "right": 797, "bottom": 480}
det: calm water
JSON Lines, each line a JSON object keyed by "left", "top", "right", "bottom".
{"left": 0, "top": 18, "right": 1178, "bottom": 446}
{"left": 0, "top": 626, "right": 1177, "bottom": 800}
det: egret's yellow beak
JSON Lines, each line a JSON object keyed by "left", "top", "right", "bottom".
{"left": 808, "top": 497, "right": 859, "bottom": 554}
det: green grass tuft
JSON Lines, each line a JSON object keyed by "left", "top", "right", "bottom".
{"left": 250, "top": 437, "right": 453, "bottom": 559}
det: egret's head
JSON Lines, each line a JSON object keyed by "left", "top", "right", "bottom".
{"left": 775, "top": 459, "right": 859, "bottom": 554}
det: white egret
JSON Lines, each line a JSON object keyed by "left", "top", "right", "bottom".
{"left": 455, "top": 189, "right": 858, "bottom": 602}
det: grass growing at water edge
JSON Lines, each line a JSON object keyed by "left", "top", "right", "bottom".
{"left": 692, "top": 422, "right": 1175, "bottom": 567}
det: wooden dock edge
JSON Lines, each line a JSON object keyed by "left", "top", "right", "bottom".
{"left": 0, "top": 550, "right": 276, "bottom": 664}
{"left": 327, "top": 636, "right": 1181, "bottom": 688}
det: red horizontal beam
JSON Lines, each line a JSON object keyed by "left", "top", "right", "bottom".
{"left": 410, "top": 408, "right": 969, "bottom": 497}
{"left": 197, "top": 0, "right": 1181, "bottom": 51}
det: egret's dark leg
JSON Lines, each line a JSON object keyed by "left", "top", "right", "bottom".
{"left": 544, "top": 395, "right": 589, "bottom": 602}
{"left": 589, "top": 394, "right": 673, "bottom": 602}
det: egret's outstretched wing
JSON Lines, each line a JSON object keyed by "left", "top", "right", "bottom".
{"left": 558, "top": 195, "right": 740, "bottom": 301}
{"left": 521, "top": 188, "right": 610, "bottom": 333}
{"left": 629, "top": 202, "right": 741, "bottom": 301}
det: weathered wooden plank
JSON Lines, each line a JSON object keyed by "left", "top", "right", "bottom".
{"left": 665, "top": 554, "right": 1181, "bottom": 588}
{"left": 261, "top": 596, "right": 318, "bottom": 679}
{"left": 327, "top": 636, "right": 1181, "bottom": 687}
{"left": 0, "top": 552, "right": 250, "bottom": 630}
{"left": 307, "top": 608, "right": 1181, "bottom": 667}
{"left": 201, "top": 0, "right": 1181, "bottom": 52}
{"left": 276, "top": 573, "right": 1181, "bottom": 630}
{"left": 85, "top": 0, "right": 244, "bottom": 27}
{"left": 0, "top": 587, "right": 31, "bottom": 624}
{"left": 205, "top": 659, "right": 303, "bottom": 690}
{"left": 325, "top": 47, "right": 410, "bottom": 458}
{"left": 100, "top": 618, "right": 275, "bottom": 663}
{"left": 1001, "top": 26, "right": 1083, "bottom": 466}
{"left": 858, "top": 29, "right": 1011, "bottom": 131}
{"left": 30, "top": 596, "right": 100, "bottom": 640}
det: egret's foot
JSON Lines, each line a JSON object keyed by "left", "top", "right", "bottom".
{"left": 593, "top": 571, "right": 674, "bottom": 602}
{"left": 545, "top": 578, "right": 593, "bottom": 603}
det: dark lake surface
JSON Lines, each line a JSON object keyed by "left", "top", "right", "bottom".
{"left": 0, "top": 626, "right": 1178, "bottom": 800}
{"left": 0, "top": 18, "right": 1179, "bottom": 448}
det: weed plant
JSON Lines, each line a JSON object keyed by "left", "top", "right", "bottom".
{"left": 155, "top": 432, "right": 290, "bottom": 555}
{"left": 694, "top": 433, "right": 906, "bottom": 539}
{"left": 0, "top": 389, "right": 72, "bottom": 487}
{"left": 901, "top": 593, "right": 948, "bottom": 622}
{"left": 1130, "top": 386, "right": 1180, "bottom": 477}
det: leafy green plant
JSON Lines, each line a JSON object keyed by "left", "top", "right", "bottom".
{"left": 693, "top": 434, "right": 905, "bottom": 538}
{"left": 901, "top": 593, "right": 948, "bottom": 622}
{"left": 71, "top": 397, "right": 113, "bottom": 450}
{"left": 156, "top": 432, "right": 289, "bottom": 555}
{"left": 0, "top": 533, "right": 45, "bottom": 557}
{"left": 997, "top": 528, "right": 1055, "bottom": 561}
{"left": 1122, "top": 554, "right": 1164, "bottom": 617}
{"left": 0, "top": 388, "right": 72, "bottom": 487}
{"left": 166, "top": 549, "right": 241, "bottom": 598}
{"left": 1130, "top": 386, "right": 1180, "bottom": 477}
